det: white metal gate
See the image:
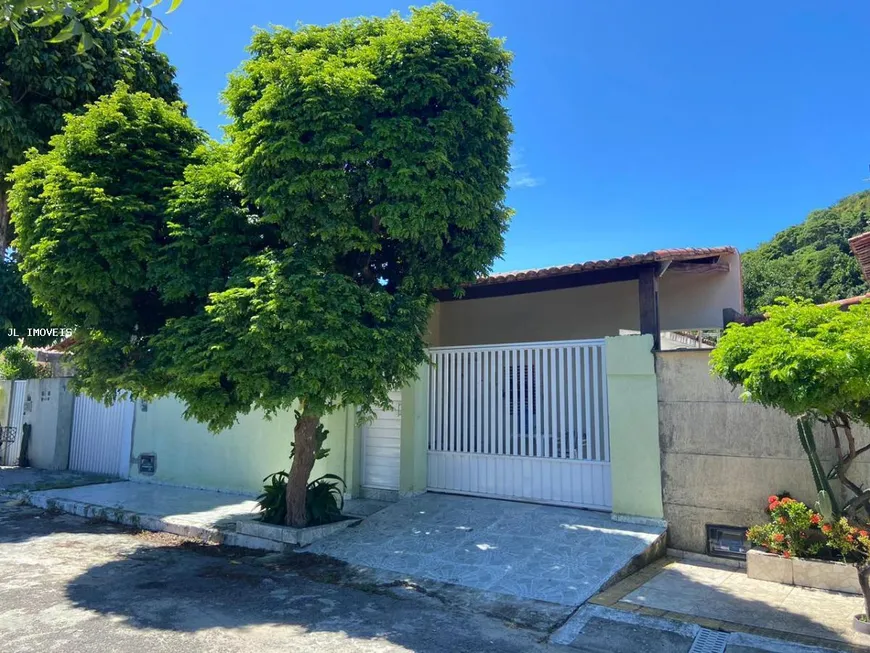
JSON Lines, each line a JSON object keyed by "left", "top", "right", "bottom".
{"left": 427, "top": 339, "right": 611, "bottom": 510}
{"left": 1, "top": 381, "right": 27, "bottom": 466}
{"left": 69, "top": 395, "right": 135, "bottom": 477}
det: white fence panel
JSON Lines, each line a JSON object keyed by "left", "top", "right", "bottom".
{"left": 69, "top": 395, "right": 134, "bottom": 477}
{"left": 428, "top": 339, "right": 611, "bottom": 510}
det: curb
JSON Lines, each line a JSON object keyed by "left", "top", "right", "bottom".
{"left": 17, "top": 491, "right": 283, "bottom": 552}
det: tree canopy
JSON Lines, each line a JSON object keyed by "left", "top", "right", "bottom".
{"left": 711, "top": 298, "right": 870, "bottom": 520}
{"left": 711, "top": 299, "right": 870, "bottom": 422}
{"left": 0, "top": 6, "right": 180, "bottom": 342}
{"left": 1, "top": 1, "right": 181, "bottom": 48}
{"left": 0, "top": 9, "right": 179, "bottom": 185}
{"left": 10, "top": 3, "right": 513, "bottom": 526}
{"left": 742, "top": 192, "right": 870, "bottom": 313}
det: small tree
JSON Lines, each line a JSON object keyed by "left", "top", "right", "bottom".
{"left": 711, "top": 299, "right": 870, "bottom": 520}
{"left": 11, "top": 4, "right": 513, "bottom": 527}
{"left": 0, "top": 344, "right": 50, "bottom": 379}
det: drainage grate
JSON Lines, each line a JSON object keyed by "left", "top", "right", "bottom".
{"left": 688, "top": 628, "right": 729, "bottom": 653}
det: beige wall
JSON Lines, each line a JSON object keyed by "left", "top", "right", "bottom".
{"left": 433, "top": 252, "right": 743, "bottom": 347}
{"left": 657, "top": 349, "right": 870, "bottom": 553}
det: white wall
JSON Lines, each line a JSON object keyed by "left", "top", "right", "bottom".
{"left": 24, "top": 378, "right": 75, "bottom": 470}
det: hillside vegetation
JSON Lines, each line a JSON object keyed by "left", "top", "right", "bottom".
{"left": 743, "top": 191, "right": 870, "bottom": 313}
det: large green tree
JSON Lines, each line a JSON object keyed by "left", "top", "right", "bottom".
{"left": 10, "top": 3, "right": 513, "bottom": 527}
{"left": 0, "top": 6, "right": 179, "bottom": 342}
{"left": 742, "top": 191, "right": 870, "bottom": 313}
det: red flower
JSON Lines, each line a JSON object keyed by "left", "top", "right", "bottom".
{"left": 773, "top": 533, "right": 785, "bottom": 543}
{"left": 778, "top": 516, "right": 788, "bottom": 525}
{"left": 846, "top": 534, "right": 855, "bottom": 543}
{"left": 782, "top": 551, "right": 791, "bottom": 559}
{"left": 769, "top": 500, "right": 780, "bottom": 511}
{"left": 768, "top": 495, "right": 779, "bottom": 504}
{"left": 822, "top": 524, "right": 833, "bottom": 534}
{"left": 810, "top": 514, "right": 821, "bottom": 525}
{"left": 860, "top": 531, "right": 869, "bottom": 538}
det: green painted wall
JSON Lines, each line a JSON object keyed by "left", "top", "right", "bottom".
{"left": 0, "top": 380, "right": 11, "bottom": 427}
{"left": 129, "top": 397, "right": 350, "bottom": 496}
{"left": 399, "top": 362, "right": 429, "bottom": 495}
{"left": 605, "top": 334, "right": 664, "bottom": 520}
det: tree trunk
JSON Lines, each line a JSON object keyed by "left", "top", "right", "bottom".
{"left": 285, "top": 411, "right": 321, "bottom": 528}
{"left": 858, "top": 561, "right": 870, "bottom": 621}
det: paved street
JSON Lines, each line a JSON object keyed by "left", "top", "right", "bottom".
{"left": 0, "top": 502, "right": 552, "bottom": 653}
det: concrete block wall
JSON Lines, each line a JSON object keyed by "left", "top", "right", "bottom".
{"left": 657, "top": 349, "right": 870, "bottom": 553}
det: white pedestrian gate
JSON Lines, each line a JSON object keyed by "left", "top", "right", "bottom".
{"left": 361, "top": 390, "right": 403, "bottom": 491}
{"left": 69, "top": 395, "right": 135, "bottom": 477}
{"left": 427, "top": 339, "right": 611, "bottom": 510}
{"left": 1, "top": 381, "right": 27, "bottom": 466}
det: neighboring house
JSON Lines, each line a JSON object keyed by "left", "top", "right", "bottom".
{"left": 114, "top": 245, "right": 742, "bottom": 526}
{"left": 658, "top": 233, "right": 870, "bottom": 553}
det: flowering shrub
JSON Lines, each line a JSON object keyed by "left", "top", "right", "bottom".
{"left": 749, "top": 493, "right": 870, "bottom": 622}
{"left": 746, "top": 495, "right": 823, "bottom": 559}
{"left": 820, "top": 518, "right": 870, "bottom": 561}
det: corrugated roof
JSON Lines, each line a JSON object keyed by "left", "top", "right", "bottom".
{"left": 473, "top": 246, "right": 737, "bottom": 287}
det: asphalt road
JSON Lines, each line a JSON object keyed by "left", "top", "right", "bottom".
{"left": 0, "top": 502, "right": 553, "bottom": 653}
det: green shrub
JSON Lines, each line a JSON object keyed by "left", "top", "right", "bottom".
{"left": 257, "top": 471, "right": 345, "bottom": 527}
{"left": 746, "top": 494, "right": 823, "bottom": 559}
{"left": 0, "top": 344, "right": 51, "bottom": 379}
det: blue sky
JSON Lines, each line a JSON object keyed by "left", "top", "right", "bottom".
{"left": 158, "top": 1, "right": 870, "bottom": 274}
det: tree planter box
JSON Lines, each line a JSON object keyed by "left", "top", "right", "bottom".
{"left": 747, "top": 549, "right": 861, "bottom": 594}
{"left": 236, "top": 517, "right": 360, "bottom": 547}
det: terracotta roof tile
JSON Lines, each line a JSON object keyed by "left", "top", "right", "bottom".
{"left": 473, "top": 246, "right": 737, "bottom": 287}
{"left": 828, "top": 293, "right": 870, "bottom": 308}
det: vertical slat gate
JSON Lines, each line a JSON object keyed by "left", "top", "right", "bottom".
{"left": 68, "top": 395, "right": 135, "bottom": 477}
{"left": 427, "top": 339, "right": 611, "bottom": 511}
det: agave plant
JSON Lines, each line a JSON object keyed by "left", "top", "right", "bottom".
{"left": 256, "top": 471, "right": 346, "bottom": 526}
{"left": 257, "top": 471, "right": 289, "bottom": 525}
{"left": 306, "top": 474, "right": 346, "bottom": 526}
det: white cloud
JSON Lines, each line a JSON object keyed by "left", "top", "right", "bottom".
{"left": 508, "top": 147, "right": 543, "bottom": 189}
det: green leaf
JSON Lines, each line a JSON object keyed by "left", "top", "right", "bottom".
{"left": 146, "top": 20, "right": 162, "bottom": 44}
{"left": 46, "top": 20, "right": 79, "bottom": 43}
{"left": 83, "top": 0, "right": 110, "bottom": 19}
{"left": 138, "top": 17, "right": 153, "bottom": 39}
{"left": 28, "top": 12, "right": 66, "bottom": 27}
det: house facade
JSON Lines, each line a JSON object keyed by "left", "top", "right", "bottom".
{"left": 116, "top": 245, "right": 743, "bottom": 525}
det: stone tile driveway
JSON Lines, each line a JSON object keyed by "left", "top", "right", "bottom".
{"left": 307, "top": 493, "right": 664, "bottom": 606}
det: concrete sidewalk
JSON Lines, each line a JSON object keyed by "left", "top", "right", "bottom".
{"left": 18, "top": 478, "right": 391, "bottom": 551}
{"left": 23, "top": 480, "right": 263, "bottom": 546}
{"left": 559, "top": 556, "right": 869, "bottom": 652}
{"left": 0, "top": 466, "right": 114, "bottom": 492}
{"left": 306, "top": 492, "right": 666, "bottom": 606}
